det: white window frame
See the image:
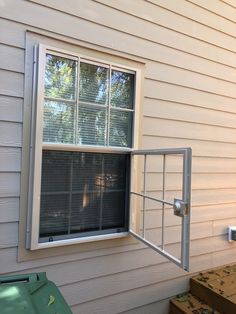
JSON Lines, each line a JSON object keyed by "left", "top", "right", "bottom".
{"left": 27, "top": 44, "right": 142, "bottom": 250}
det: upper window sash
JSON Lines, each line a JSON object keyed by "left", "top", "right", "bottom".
{"left": 39, "top": 45, "right": 136, "bottom": 149}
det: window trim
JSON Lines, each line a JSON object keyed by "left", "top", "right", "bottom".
{"left": 27, "top": 44, "right": 142, "bottom": 250}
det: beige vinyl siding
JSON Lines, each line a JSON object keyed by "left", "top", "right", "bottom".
{"left": 1, "top": 0, "right": 236, "bottom": 313}
{"left": 0, "top": 197, "right": 19, "bottom": 222}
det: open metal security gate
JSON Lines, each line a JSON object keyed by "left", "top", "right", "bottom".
{"left": 129, "top": 148, "right": 192, "bottom": 271}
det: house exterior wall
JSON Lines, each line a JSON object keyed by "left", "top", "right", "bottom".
{"left": 1, "top": 0, "right": 236, "bottom": 313}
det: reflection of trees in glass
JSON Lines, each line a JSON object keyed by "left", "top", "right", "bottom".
{"left": 109, "top": 110, "right": 132, "bottom": 147}
{"left": 79, "top": 63, "right": 108, "bottom": 104}
{"left": 43, "top": 54, "right": 134, "bottom": 148}
{"left": 78, "top": 106, "right": 106, "bottom": 145}
{"left": 111, "top": 71, "right": 134, "bottom": 109}
{"left": 78, "top": 63, "right": 108, "bottom": 145}
{"left": 43, "top": 101, "right": 74, "bottom": 144}
{"left": 45, "top": 54, "right": 77, "bottom": 100}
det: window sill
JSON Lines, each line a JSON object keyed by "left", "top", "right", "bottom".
{"left": 31, "top": 232, "right": 130, "bottom": 250}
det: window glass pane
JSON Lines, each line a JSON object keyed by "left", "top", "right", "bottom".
{"left": 109, "top": 110, "right": 132, "bottom": 147}
{"left": 102, "top": 191, "right": 126, "bottom": 229}
{"left": 78, "top": 105, "right": 106, "bottom": 145}
{"left": 43, "top": 100, "right": 75, "bottom": 144}
{"left": 39, "top": 151, "right": 129, "bottom": 241}
{"left": 40, "top": 194, "right": 69, "bottom": 237}
{"left": 41, "top": 150, "right": 71, "bottom": 193}
{"left": 45, "top": 54, "right": 77, "bottom": 100}
{"left": 79, "top": 62, "right": 108, "bottom": 105}
{"left": 70, "top": 193, "right": 100, "bottom": 233}
{"left": 111, "top": 70, "right": 135, "bottom": 109}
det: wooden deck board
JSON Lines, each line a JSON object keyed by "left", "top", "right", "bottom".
{"left": 170, "top": 264, "right": 236, "bottom": 313}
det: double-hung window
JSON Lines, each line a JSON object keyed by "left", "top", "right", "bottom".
{"left": 29, "top": 45, "right": 137, "bottom": 249}
{"left": 27, "top": 43, "right": 191, "bottom": 271}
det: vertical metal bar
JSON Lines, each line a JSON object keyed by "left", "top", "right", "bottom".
{"left": 106, "top": 66, "right": 111, "bottom": 145}
{"left": 181, "top": 149, "right": 192, "bottom": 270}
{"left": 142, "top": 155, "right": 147, "bottom": 237}
{"left": 99, "top": 155, "right": 105, "bottom": 230}
{"left": 75, "top": 57, "right": 80, "bottom": 144}
{"left": 67, "top": 153, "right": 74, "bottom": 234}
{"left": 161, "top": 154, "right": 166, "bottom": 250}
{"left": 26, "top": 45, "right": 38, "bottom": 248}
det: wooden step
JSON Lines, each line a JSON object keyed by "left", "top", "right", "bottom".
{"left": 190, "top": 264, "right": 236, "bottom": 314}
{"left": 169, "top": 292, "right": 220, "bottom": 314}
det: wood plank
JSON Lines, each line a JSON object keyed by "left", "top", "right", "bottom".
{"left": 212, "top": 247, "right": 236, "bottom": 268}
{"left": 145, "top": 154, "right": 236, "bottom": 174}
{"left": 191, "top": 235, "right": 236, "bottom": 257}
{"left": 191, "top": 189, "right": 236, "bottom": 206}
{"left": 0, "top": 70, "right": 23, "bottom": 98}
{"left": 143, "top": 222, "right": 212, "bottom": 247}
{"left": 143, "top": 136, "right": 236, "bottom": 159}
{"left": 146, "top": 55, "right": 236, "bottom": 89}
{"left": 213, "top": 218, "right": 236, "bottom": 236}
{"left": 0, "top": 95, "right": 23, "bottom": 122}
{"left": 145, "top": 187, "right": 236, "bottom": 208}
{"left": 0, "top": 241, "right": 144, "bottom": 275}
{"left": 165, "top": 235, "right": 235, "bottom": 259}
{"left": 147, "top": 0, "right": 236, "bottom": 37}
{"left": 0, "top": 18, "right": 25, "bottom": 48}
{"left": 145, "top": 172, "right": 236, "bottom": 191}
{"left": 0, "top": 122, "right": 22, "bottom": 147}
{"left": 143, "top": 202, "right": 236, "bottom": 228}
{"left": 190, "top": 274, "right": 236, "bottom": 314}
{"left": 94, "top": 0, "right": 236, "bottom": 64}
{"left": 94, "top": 0, "right": 236, "bottom": 85}
{"left": 190, "top": 253, "right": 213, "bottom": 273}
{"left": 30, "top": 0, "right": 236, "bottom": 57}
{"left": 61, "top": 275, "right": 189, "bottom": 312}
{"left": 144, "top": 116, "right": 236, "bottom": 144}
{"left": 170, "top": 292, "right": 220, "bottom": 314}
{"left": 192, "top": 173, "right": 236, "bottom": 189}
{"left": 0, "top": 197, "right": 19, "bottom": 222}
{"left": 16, "top": 248, "right": 167, "bottom": 287}
{"left": 0, "top": 147, "right": 21, "bottom": 171}
{"left": 146, "top": 62, "right": 236, "bottom": 99}
{"left": 145, "top": 79, "right": 236, "bottom": 114}
{"left": 120, "top": 298, "right": 169, "bottom": 314}
{"left": 8, "top": 238, "right": 228, "bottom": 288}
{"left": 144, "top": 98, "right": 236, "bottom": 128}
{"left": 0, "top": 222, "right": 18, "bottom": 248}
{"left": 187, "top": 0, "right": 236, "bottom": 23}
{"left": 0, "top": 173, "right": 20, "bottom": 197}
{"left": 222, "top": 0, "right": 236, "bottom": 8}
{"left": 2, "top": 0, "right": 236, "bottom": 70}
{"left": 59, "top": 262, "right": 186, "bottom": 306}
{"left": 191, "top": 203, "right": 236, "bottom": 223}
{"left": 0, "top": 44, "right": 24, "bottom": 73}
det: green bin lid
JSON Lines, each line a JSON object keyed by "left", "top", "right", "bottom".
{"left": 0, "top": 273, "right": 72, "bottom": 314}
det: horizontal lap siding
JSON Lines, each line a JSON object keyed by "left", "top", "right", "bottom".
{"left": 1, "top": 0, "right": 236, "bottom": 313}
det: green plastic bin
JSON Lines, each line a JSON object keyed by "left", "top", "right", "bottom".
{"left": 0, "top": 272, "right": 73, "bottom": 314}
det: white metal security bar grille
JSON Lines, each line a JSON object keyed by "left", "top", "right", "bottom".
{"left": 129, "top": 148, "right": 192, "bottom": 271}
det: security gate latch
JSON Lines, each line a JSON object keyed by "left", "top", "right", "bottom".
{"left": 173, "top": 199, "right": 188, "bottom": 217}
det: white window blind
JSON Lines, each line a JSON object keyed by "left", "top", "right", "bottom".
{"left": 40, "top": 151, "right": 130, "bottom": 242}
